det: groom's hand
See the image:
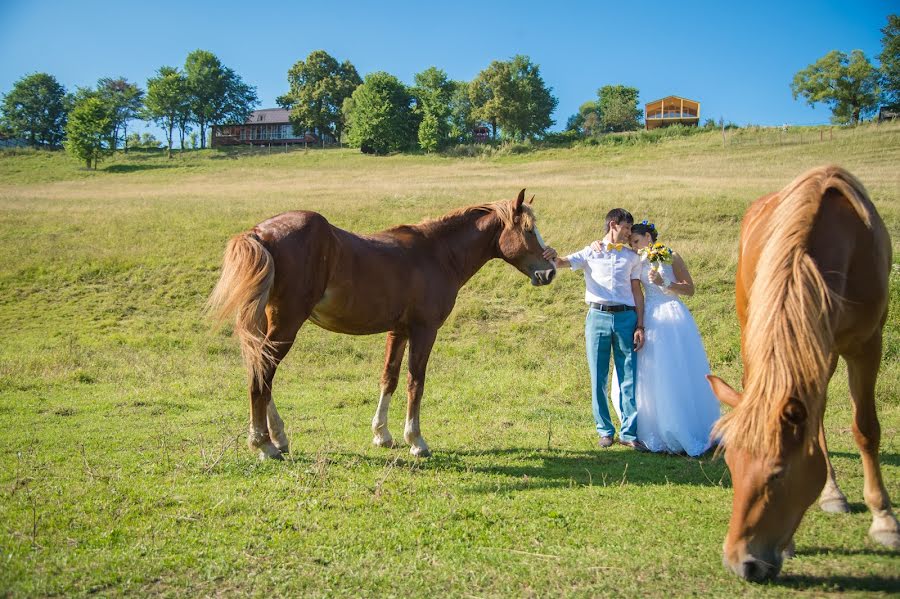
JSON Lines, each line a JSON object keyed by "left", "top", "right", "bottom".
{"left": 633, "top": 327, "right": 645, "bottom": 351}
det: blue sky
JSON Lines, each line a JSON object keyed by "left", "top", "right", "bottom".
{"left": 0, "top": 0, "right": 894, "bottom": 135}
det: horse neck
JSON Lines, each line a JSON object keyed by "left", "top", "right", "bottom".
{"left": 428, "top": 210, "right": 501, "bottom": 287}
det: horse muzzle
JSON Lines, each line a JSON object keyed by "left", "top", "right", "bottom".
{"left": 531, "top": 267, "right": 556, "bottom": 286}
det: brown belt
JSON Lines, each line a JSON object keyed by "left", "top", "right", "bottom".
{"left": 589, "top": 303, "right": 634, "bottom": 313}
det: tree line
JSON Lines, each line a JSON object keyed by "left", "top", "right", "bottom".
{"left": 1, "top": 14, "right": 897, "bottom": 166}
{"left": 0, "top": 50, "right": 258, "bottom": 168}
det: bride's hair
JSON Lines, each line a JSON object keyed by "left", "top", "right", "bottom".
{"left": 632, "top": 222, "right": 658, "bottom": 242}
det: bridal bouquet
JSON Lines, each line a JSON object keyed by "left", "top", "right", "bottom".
{"left": 641, "top": 242, "right": 673, "bottom": 264}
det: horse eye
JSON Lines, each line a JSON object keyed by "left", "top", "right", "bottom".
{"left": 767, "top": 468, "right": 785, "bottom": 483}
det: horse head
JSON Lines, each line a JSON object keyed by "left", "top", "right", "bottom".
{"left": 497, "top": 189, "right": 556, "bottom": 286}
{"left": 706, "top": 375, "right": 826, "bottom": 582}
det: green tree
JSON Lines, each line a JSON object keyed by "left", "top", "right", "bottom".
{"left": 470, "top": 55, "right": 557, "bottom": 141}
{"left": 448, "top": 81, "right": 476, "bottom": 144}
{"left": 343, "top": 72, "right": 416, "bottom": 154}
{"left": 144, "top": 66, "right": 188, "bottom": 158}
{"left": 413, "top": 67, "right": 453, "bottom": 151}
{"left": 597, "top": 85, "right": 641, "bottom": 132}
{"left": 566, "top": 101, "right": 602, "bottom": 136}
{"left": 791, "top": 49, "right": 881, "bottom": 124}
{"left": 184, "top": 50, "right": 258, "bottom": 148}
{"left": 278, "top": 50, "right": 361, "bottom": 143}
{"left": 96, "top": 77, "right": 143, "bottom": 152}
{"left": 64, "top": 97, "right": 113, "bottom": 169}
{"left": 880, "top": 14, "right": 900, "bottom": 111}
{"left": 0, "top": 72, "right": 70, "bottom": 148}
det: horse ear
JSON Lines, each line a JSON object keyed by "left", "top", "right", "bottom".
{"left": 514, "top": 189, "right": 526, "bottom": 212}
{"left": 528, "top": 194, "right": 535, "bottom": 205}
{"left": 706, "top": 375, "right": 741, "bottom": 408}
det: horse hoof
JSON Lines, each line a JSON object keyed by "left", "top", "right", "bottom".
{"left": 869, "top": 529, "right": 900, "bottom": 549}
{"left": 372, "top": 435, "right": 396, "bottom": 449}
{"left": 819, "top": 498, "right": 851, "bottom": 514}
{"left": 409, "top": 445, "right": 431, "bottom": 458}
{"left": 256, "top": 443, "right": 284, "bottom": 461}
{"left": 782, "top": 545, "right": 796, "bottom": 560}
{"left": 275, "top": 444, "right": 290, "bottom": 455}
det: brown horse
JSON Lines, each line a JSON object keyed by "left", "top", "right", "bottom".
{"left": 706, "top": 165, "right": 898, "bottom": 582}
{"left": 207, "top": 190, "right": 556, "bottom": 460}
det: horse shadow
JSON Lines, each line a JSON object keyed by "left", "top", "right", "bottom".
{"left": 829, "top": 450, "right": 900, "bottom": 467}
{"left": 309, "top": 446, "right": 731, "bottom": 492}
{"left": 778, "top": 573, "right": 900, "bottom": 593}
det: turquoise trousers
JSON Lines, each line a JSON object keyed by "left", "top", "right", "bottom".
{"left": 585, "top": 307, "right": 638, "bottom": 441}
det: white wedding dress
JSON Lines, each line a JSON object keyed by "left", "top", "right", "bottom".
{"left": 612, "top": 259, "right": 720, "bottom": 456}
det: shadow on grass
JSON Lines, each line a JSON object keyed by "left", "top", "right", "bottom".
{"left": 778, "top": 573, "right": 900, "bottom": 593}
{"left": 829, "top": 450, "right": 900, "bottom": 467}
{"left": 799, "top": 545, "right": 900, "bottom": 557}
{"left": 286, "top": 446, "right": 732, "bottom": 492}
{"left": 104, "top": 162, "right": 198, "bottom": 174}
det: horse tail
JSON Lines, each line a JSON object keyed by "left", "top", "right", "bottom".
{"left": 206, "top": 232, "right": 275, "bottom": 388}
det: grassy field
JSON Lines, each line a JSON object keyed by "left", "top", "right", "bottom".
{"left": 0, "top": 124, "right": 898, "bottom": 597}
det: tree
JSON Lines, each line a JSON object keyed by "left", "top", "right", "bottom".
{"left": 144, "top": 66, "right": 188, "bottom": 158}
{"left": 447, "top": 81, "right": 476, "bottom": 144}
{"left": 1, "top": 73, "right": 70, "bottom": 148}
{"left": 343, "top": 72, "right": 417, "bottom": 154}
{"left": 96, "top": 77, "right": 143, "bottom": 152}
{"left": 470, "top": 55, "right": 557, "bottom": 141}
{"left": 597, "top": 85, "right": 641, "bottom": 132}
{"left": 184, "top": 50, "right": 258, "bottom": 148}
{"left": 413, "top": 67, "right": 453, "bottom": 151}
{"left": 278, "top": 50, "right": 361, "bottom": 143}
{"left": 880, "top": 14, "right": 900, "bottom": 111}
{"left": 791, "top": 50, "right": 881, "bottom": 124}
{"left": 65, "top": 97, "right": 113, "bottom": 169}
{"left": 566, "top": 101, "right": 602, "bottom": 136}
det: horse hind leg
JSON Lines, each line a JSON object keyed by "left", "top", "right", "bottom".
{"left": 248, "top": 318, "right": 303, "bottom": 460}
{"left": 846, "top": 334, "right": 900, "bottom": 549}
{"left": 372, "top": 332, "right": 407, "bottom": 448}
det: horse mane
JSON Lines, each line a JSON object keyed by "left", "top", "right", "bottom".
{"left": 414, "top": 200, "right": 536, "bottom": 234}
{"left": 713, "top": 166, "right": 873, "bottom": 457}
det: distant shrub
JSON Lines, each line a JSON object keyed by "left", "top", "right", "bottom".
{"left": 542, "top": 130, "right": 581, "bottom": 146}
{"left": 442, "top": 143, "right": 494, "bottom": 158}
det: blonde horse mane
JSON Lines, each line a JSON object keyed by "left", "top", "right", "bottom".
{"left": 713, "top": 166, "right": 873, "bottom": 457}
{"left": 420, "top": 199, "right": 536, "bottom": 232}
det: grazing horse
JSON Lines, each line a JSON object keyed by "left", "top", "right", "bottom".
{"left": 706, "top": 165, "right": 898, "bottom": 582}
{"left": 207, "top": 190, "right": 556, "bottom": 460}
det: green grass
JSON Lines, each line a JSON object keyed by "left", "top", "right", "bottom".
{"left": 0, "top": 125, "right": 898, "bottom": 597}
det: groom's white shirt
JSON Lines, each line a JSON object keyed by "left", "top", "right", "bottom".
{"left": 566, "top": 245, "right": 642, "bottom": 306}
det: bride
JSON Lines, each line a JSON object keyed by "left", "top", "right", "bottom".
{"left": 599, "top": 222, "right": 720, "bottom": 456}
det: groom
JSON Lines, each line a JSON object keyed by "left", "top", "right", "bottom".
{"left": 542, "top": 208, "right": 647, "bottom": 451}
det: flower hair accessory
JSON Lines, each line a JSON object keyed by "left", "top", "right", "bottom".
{"left": 641, "top": 220, "right": 656, "bottom": 232}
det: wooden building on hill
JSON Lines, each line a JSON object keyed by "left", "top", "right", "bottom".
{"left": 644, "top": 96, "right": 700, "bottom": 130}
{"left": 211, "top": 108, "right": 325, "bottom": 147}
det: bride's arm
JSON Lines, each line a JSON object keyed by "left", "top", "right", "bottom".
{"left": 665, "top": 253, "right": 695, "bottom": 296}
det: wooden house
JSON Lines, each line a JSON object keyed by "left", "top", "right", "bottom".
{"left": 644, "top": 96, "right": 700, "bottom": 130}
{"left": 211, "top": 108, "right": 324, "bottom": 147}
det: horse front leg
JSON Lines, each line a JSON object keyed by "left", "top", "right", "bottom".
{"left": 818, "top": 421, "right": 850, "bottom": 513}
{"left": 372, "top": 331, "right": 408, "bottom": 448}
{"left": 846, "top": 335, "right": 900, "bottom": 549}
{"left": 818, "top": 355, "right": 850, "bottom": 513}
{"left": 404, "top": 326, "right": 438, "bottom": 457}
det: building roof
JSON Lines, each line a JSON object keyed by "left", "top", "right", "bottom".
{"left": 244, "top": 108, "right": 291, "bottom": 124}
{"left": 645, "top": 95, "right": 699, "bottom": 106}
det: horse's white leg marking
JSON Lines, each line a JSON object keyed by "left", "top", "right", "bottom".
{"left": 248, "top": 425, "right": 282, "bottom": 461}
{"left": 371, "top": 391, "right": 395, "bottom": 448}
{"left": 869, "top": 508, "right": 900, "bottom": 549}
{"left": 267, "top": 400, "right": 289, "bottom": 453}
{"left": 404, "top": 414, "right": 430, "bottom": 457}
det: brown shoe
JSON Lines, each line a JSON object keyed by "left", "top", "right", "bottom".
{"left": 598, "top": 435, "right": 614, "bottom": 448}
{"left": 619, "top": 439, "right": 649, "bottom": 452}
